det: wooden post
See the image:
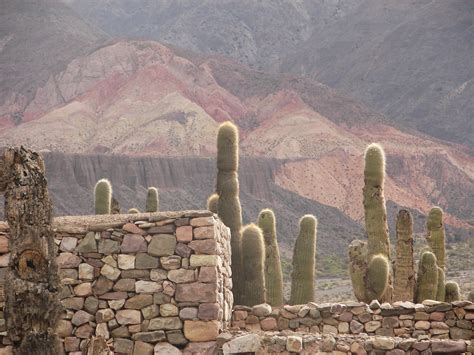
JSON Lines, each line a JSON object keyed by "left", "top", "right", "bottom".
{"left": 1, "top": 147, "right": 61, "bottom": 354}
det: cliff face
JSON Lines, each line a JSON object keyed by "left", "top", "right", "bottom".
{"left": 40, "top": 152, "right": 364, "bottom": 264}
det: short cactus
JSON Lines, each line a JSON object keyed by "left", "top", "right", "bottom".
{"left": 216, "top": 121, "right": 243, "bottom": 303}
{"left": 393, "top": 209, "right": 415, "bottom": 302}
{"left": 290, "top": 215, "right": 317, "bottom": 305}
{"left": 348, "top": 240, "right": 369, "bottom": 302}
{"left": 146, "top": 187, "right": 159, "bottom": 212}
{"left": 258, "top": 209, "right": 284, "bottom": 306}
{"left": 207, "top": 193, "right": 219, "bottom": 213}
{"left": 94, "top": 179, "right": 112, "bottom": 215}
{"left": 436, "top": 267, "right": 446, "bottom": 302}
{"left": 128, "top": 208, "right": 140, "bottom": 214}
{"left": 426, "top": 207, "right": 445, "bottom": 270}
{"left": 111, "top": 197, "right": 121, "bottom": 214}
{"left": 366, "top": 254, "right": 390, "bottom": 302}
{"left": 445, "top": 281, "right": 461, "bottom": 302}
{"left": 241, "top": 224, "right": 266, "bottom": 306}
{"left": 415, "top": 251, "right": 438, "bottom": 303}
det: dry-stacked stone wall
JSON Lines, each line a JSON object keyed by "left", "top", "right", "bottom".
{"left": 0, "top": 211, "right": 232, "bottom": 354}
{"left": 231, "top": 300, "right": 474, "bottom": 341}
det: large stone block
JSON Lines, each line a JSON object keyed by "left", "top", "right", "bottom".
{"left": 148, "top": 234, "right": 177, "bottom": 256}
{"left": 175, "top": 282, "right": 217, "bottom": 303}
{"left": 183, "top": 320, "right": 220, "bottom": 341}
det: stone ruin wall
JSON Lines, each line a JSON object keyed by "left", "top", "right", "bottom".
{"left": 0, "top": 210, "right": 472, "bottom": 354}
{"left": 0, "top": 211, "right": 233, "bottom": 354}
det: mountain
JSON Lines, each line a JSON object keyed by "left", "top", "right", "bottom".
{"left": 0, "top": 38, "right": 472, "bottom": 236}
{"left": 63, "top": 0, "right": 474, "bottom": 149}
{"left": 0, "top": 0, "right": 108, "bottom": 126}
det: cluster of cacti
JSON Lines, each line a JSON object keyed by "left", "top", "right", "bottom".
{"left": 215, "top": 122, "right": 244, "bottom": 304}
{"left": 94, "top": 179, "right": 112, "bottom": 214}
{"left": 349, "top": 143, "right": 462, "bottom": 303}
{"left": 241, "top": 224, "right": 266, "bottom": 306}
{"left": 146, "top": 187, "right": 159, "bottom": 212}
{"left": 258, "top": 209, "right": 284, "bottom": 306}
{"left": 349, "top": 143, "right": 392, "bottom": 303}
{"left": 290, "top": 215, "right": 317, "bottom": 305}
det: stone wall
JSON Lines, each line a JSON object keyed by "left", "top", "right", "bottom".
{"left": 231, "top": 301, "right": 474, "bottom": 341}
{"left": 0, "top": 211, "right": 232, "bottom": 354}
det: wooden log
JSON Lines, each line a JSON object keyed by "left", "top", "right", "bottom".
{"left": 3, "top": 147, "right": 61, "bottom": 354}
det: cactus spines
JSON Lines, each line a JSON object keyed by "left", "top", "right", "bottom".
{"left": 290, "top": 215, "right": 317, "bottom": 305}
{"left": 393, "top": 209, "right": 415, "bottom": 302}
{"left": 94, "top": 179, "right": 112, "bottom": 215}
{"left": 366, "top": 254, "right": 390, "bottom": 302}
{"left": 128, "top": 208, "right": 140, "bottom": 214}
{"left": 207, "top": 193, "right": 219, "bottom": 214}
{"left": 241, "top": 224, "right": 266, "bottom": 306}
{"left": 445, "top": 281, "right": 461, "bottom": 302}
{"left": 348, "top": 240, "right": 369, "bottom": 302}
{"left": 436, "top": 267, "right": 446, "bottom": 302}
{"left": 415, "top": 251, "right": 439, "bottom": 303}
{"left": 146, "top": 187, "right": 159, "bottom": 212}
{"left": 215, "top": 121, "right": 243, "bottom": 303}
{"left": 258, "top": 209, "right": 284, "bottom": 306}
{"left": 427, "top": 207, "right": 445, "bottom": 270}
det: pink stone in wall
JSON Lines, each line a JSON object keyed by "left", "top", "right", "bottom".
{"left": 121, "top": 234, "right": 147, "bottom": 253}
{"left": 176, "top": 226, "right": 193, "bottom": 242}
{"left": 175, "top": 282, "right": 217, "bottom": 303}
{"left": 123, "top": 223, "right": 145, "bottom": 235}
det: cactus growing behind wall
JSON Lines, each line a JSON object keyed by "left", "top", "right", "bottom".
{"left": 146, "top": 187, "right": 159, "bottom": 212}
{"left": 290, "top": 215, "right": 317, "bottom": 305}
{"left": 257, "top": 209, "right": 284, "bottom": 306}
{"left": 349, "top": 143, "right": 392, "bottom": 303}
{"left": 445, "top": 281, "right": 461, "bottom": 302}
{"left": 128, "top": 208, "right": 140, "bottom": 214}
{"left": 366, "top": 254, "right": 390, "bottom": 301}
{"left": 415, "top": 251, "right": 439, "bottom": 303}
{"left": 393, "top": 209, "right": 415, "bottom": 302}
{"left": 94, "top": 179, "right": 112, "bottom": 215}
{"left": 436, "top": 267, "right": 446, "bottom": 302}
{"left": 216, "top": 121, "right": 243, "bottom": 303}
{"left": 207, "top": 193, "right": 219, "bottom": 213}
{"left": 241, "top": 224, "right": 266, "bottom": 306}
{"left": 111, "top": 197, "right": 121, "bottom": 214}
{"left": 427, "top": 207, "right": 445, "bottom": 270}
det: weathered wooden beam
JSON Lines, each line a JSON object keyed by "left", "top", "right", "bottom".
{"left": 3, "top": 147, "right": 61, "bottom": 354}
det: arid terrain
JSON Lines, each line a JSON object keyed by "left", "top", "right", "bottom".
{"left": 0, "top": 0, "right": 472, "bottom": 297}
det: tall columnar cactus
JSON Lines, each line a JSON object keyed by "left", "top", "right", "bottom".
{"left": 241, "top": 224, "right": 266, "bottom": 306}
{"left": 215, "top": 121, "right": 243, "bottom": 303}
{"left": 427, "top": 207, "right": 445, "bottom": 270}
{"left": 349, "top": 143, "right": 392, "bottom": 302}
{"left": 363, "top": 143, "right": 391, "bottom": 260}
{"left": 290, "top": 215, "right": 317, "bottom": 305}
{"left": 415, "top": 251, "right": 439, "bottom": 303}
{"left": 146, "top": 187, "right": 159, "bottom": 212}
{"left": 445, "top": 281, "right": 461, "bottom": 302}
{"left": 257, "top": 209, "right": 284, "bottom": 306}
{"left": 393, "top": 209, "right": 415, "bottom": 302}
{"left": 436, "top": 267, "right": 446, "bottom": 302}
{"left": 94, "top": 179, "right": 112, "bottom": 215}
{"left": 207, "top": 193, "right": 219, "bottom": 214}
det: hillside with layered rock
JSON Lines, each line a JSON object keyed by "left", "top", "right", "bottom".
{"left": 64, "top": 0, "right": 474, "bottom": 148}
